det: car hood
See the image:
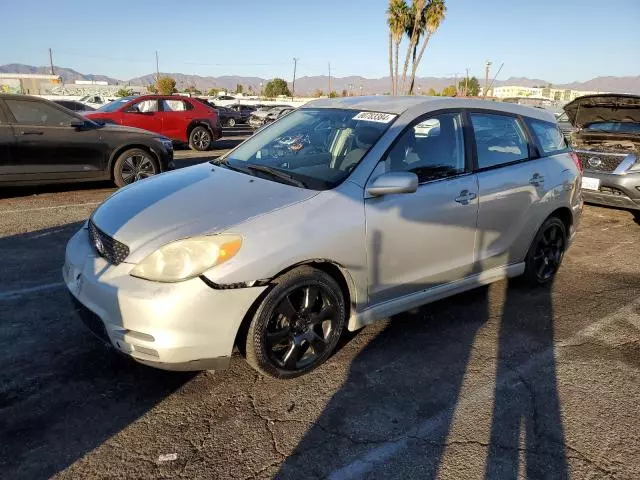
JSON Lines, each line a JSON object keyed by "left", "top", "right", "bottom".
{"left": 563, "top": 94, "right": 640, "bottom": 128}
{"left": 91, "top": 163, "right": 319, "bottom": 262}
{"left": 93, "top": 122, "right": 157, "bottom": 136}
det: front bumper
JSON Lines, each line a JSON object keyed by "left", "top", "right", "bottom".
{"left": 63, "top": 227, "right": 267, "bottom": 371}
{"left": 581, "top": 170, "right": 640, "bottom": 211}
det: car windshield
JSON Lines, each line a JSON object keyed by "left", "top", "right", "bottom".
{"left": 585, "top": 122, "right": 640, "bottom": 133}
{"left": 97, "top": 97, "right": 134, "bottom": 112}
{"left": 218, "top": 108, "right": 395, "bottom": 190}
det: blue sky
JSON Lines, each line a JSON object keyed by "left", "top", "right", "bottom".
{"left": 1, "top": 0, "right": 638, "bottom": 82}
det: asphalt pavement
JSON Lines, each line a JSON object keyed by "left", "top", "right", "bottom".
{"left": 0, "top": 134, "right": 639, "bottom": 479}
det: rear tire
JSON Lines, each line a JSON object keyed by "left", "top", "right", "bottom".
{"left": 244, "top": 266, "right": 346, "bottom": 379}
{"left": 522, "top": 217, "right": 567, "bottom": 286}
{"left": 112, "top": 148, "right": 158, "bottom": 188}
{"left": 188, "top": 126, "right": 212, "bottom": 151}
{"left": 227, "top": 118, "right": 236, "bottom": 127}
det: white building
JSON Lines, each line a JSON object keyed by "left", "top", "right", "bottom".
{"left": 490, "top": 85, "right": 603, "bottom": 102}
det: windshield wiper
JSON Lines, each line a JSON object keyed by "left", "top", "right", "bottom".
{"left": 211, "top": 158, "right": 250, "bottom": 174}
{"left": 245, "top": 164, "right": 307, "bottom": 188}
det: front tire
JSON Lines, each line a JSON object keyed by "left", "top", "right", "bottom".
{"left": 113, "top": 148, "right": 158, "bottom": 188}
{"left": 188, "top": 126, "right": 212, "bottom": 151}
{"left": 522, "top": 217, "right": 567, "bottom": 285}
{"left": 227, "top": 118, "right": 236, "bottom": 127}
{"left": 244, "top": 266, "right": 346, "bottom": 379}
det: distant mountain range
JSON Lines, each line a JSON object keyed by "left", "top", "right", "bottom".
{"left": 2, "top": 63, "right": 639, "bottom": 95}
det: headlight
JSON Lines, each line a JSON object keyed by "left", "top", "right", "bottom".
{"left": 628, "top": 155, "right": 640, "bottom": 172}
{"left": 156, "top": 137, "right": 173, "bottom": 151}
{"left": 130, "top": 235, "right": 242, "bottom": 282}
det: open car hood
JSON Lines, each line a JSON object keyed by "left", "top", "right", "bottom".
{"left": 563, "top": 94, "right": 640, "bottom": 128}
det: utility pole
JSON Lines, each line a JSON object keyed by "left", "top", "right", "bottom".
{"left": 155, "top": 51, "right": 160, "bottom": 82}
{"left": 483, "top": 61, "right": 492, "bottom": 99}
{"left": 292, "top": 57, "right": 298, "bottom": 100}
{"left": 454, "top": 73, "right": 458, "bottom": 96}
{"left": 48, "top": 48, "right": 55, "bottom": 75}
{"left": 465, "top": 67, "right": 469, "bottom": 96}
{"left": 328, "top": 62, "right": 331, "bottom": 95}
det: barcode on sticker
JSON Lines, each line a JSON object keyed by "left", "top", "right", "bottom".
{"left": 353, "top": 112, "right": 396, "bottom": 123}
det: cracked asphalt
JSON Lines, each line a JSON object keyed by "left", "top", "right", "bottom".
{"left": 1, "top": 137, "right": 639, "bottom": 479}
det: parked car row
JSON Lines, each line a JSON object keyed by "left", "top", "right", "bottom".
{"left": 249, "top": 105, "right": 295, "bottom": 128}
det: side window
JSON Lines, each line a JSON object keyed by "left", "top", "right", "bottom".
{"left": 4, "top": 99, "right": 76, "bottom": 126}
{"left": 161, "top": 99, "right": 187, "bottom": 112}
{"left": 470, "top": 113, "right": 529, "bottom": 169}
{"left": 385, "top": 112, "right": 466, "bottom": 183}
{"left": 129, "top": 99, "right": 158, "bottom": 113}
{"left": 527, "top": 119, "right": 569, "bottom": 155}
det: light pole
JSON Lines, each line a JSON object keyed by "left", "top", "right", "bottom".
{"left": 292, "top": 57, "right": 298, "bottom": 100}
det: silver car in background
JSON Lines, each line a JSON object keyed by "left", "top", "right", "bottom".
{"left": 63, "top": 96, "right": 583, "bottom": 378}
{"left": 564, "top": 94, "right": 640, "bottom": 221}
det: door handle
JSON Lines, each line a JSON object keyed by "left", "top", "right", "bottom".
{"left": 20, "top": 130, "right": 44, "bottom": 135}
{"left": 529, "top": 173, "right": 545, "bottom": 187}
{"left": 455, "top": 190, "right": 477, "bottom": 205}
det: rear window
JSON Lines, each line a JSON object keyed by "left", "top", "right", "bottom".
{"left": 470, "top": 113, "right": 529, "bottom": 169}
{"left": 527, "top": 119, "right": 569, "bottom": 155}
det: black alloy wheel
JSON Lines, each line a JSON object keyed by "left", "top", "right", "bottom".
{"left": 189, "top": 126, "right": 212, "bottom": 151}
{"left": 113, "top": 148, "right": 158, "bottom": 187}
{"left": 524, "top": 217, "right": 567, "bottom": 285}
{"left": 244, "top": 266, "right": 346, "bottom": 378}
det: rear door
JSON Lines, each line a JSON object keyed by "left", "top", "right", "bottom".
{"left": 158, "top": 98, "right": 192, "bottom": 139}
{"left": 3, "top": 97, "right": 105, "bottom": 177}
{"left": 121, "top": 98, "right": 162, "bottom": 134}
{"left": 470, "top": 111, "right": 551, "bottom": 270}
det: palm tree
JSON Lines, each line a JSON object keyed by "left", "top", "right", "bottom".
{"left": 400, "top": 0, "right": 426, "bottom": 94}
{"left": 405, "top": 6, "right": 427, "bottom": 94}
{"left": 387, "top": 0, "right": 409, "bottom": 95}
{"left": 407, "top": 0, "right": 446, "bottom": 94}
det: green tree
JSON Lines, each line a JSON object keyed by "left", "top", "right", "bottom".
{"left": 387, "top": 0, "right": 410, "bottom": 94}
{"left": 156, "top": 76, "right": 177, "bottom": 95}
{"left": 184, "top": 86, "right": 202, "bottom": 95}
{"left": 263, "top": 78, "right": 291, "bottom": 98}
{"left": 328, "top": 91, "right": 339, "bottom": 98}
{"left": 458, "top": 76, "right": 480, "bottom": 96}
{"left": 441, "top": 84, "right": 457, "bottom": 97}
{"left": 235, "top": 84, "right": 244, "bottom": 94}
{"left": 312, "top": 89, "right": 324, "bottom": 98}
{"left": 115, "top": 88, "right": 134, "bottom": 97}
{"left": 427, "top": 87, "right": 438, "bottom": 96}
{"left": 208, "top": 88, "right": 220, "bottom": 96}
{"left": 146, "top": 83, "right": 158, "bottom": 94}
{"left": 341, "top": 89, "right": 348, "bottom": 97}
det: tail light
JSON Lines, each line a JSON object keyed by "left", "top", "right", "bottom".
{"left": 569, "top": 151, "right": 582, "bottom": 173}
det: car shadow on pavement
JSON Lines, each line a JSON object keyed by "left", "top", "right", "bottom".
{"left": 276, "top": 223, "right": 570, "bottom": 478}
{"left": 0, "top": 223, "right": 193, "bottom": 479}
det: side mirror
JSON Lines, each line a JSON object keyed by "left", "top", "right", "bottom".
{"left": 366, "top": 171, "right": 419, "bottom": 197}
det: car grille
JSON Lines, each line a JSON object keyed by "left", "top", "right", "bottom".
{"left": 574, "top": 150, "right": 627, "bottom": 173}
{"left": 88, "top": 220, "right": 129, "bottom": 265}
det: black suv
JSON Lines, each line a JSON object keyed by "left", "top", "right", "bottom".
{"left": 0, "top": 94, "right": 174, "bottom": 188}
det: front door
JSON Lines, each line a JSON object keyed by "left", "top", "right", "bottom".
{"left": 2, "top": 97, "right": 104, "bottom": 177}
{"left": 122, "top": 98, "right": 162, "bottom": 134}
{"left": 365, "top": 111, "right": 479, "bottom": 305}
{"left": 469, "top": 111, "right": 550, "bottom": 269}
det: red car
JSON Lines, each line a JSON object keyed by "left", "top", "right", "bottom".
{"left": 86, "top": 95, "right": 222, "bottom": 151}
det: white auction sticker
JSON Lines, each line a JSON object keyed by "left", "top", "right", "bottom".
{"left": 353, "top": 111, "right": 397, "bottom": 123}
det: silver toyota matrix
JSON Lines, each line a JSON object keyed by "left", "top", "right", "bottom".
{"left": 64, "top": 96, "right": 583, "bottom": 378}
